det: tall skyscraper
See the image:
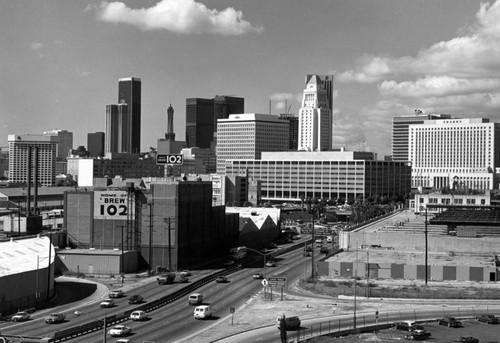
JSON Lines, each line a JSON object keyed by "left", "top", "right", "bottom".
{"left": 298, "top": 74, "right": 334, "bottom": 152}
{"left": 392, "top": 112, "right": 452, "bottom": 162}
{"left": 8, "top": 134, "right": 58, "bottom": 186}
{"left": 118, "top": 77, "right": 141, "bottom": 153}
{"left": 279, "top": 112, "right": 299, "bottom": 151}
{"left": 185, "top": 96, "right": 244, "bottom": 148}
{"left": 165, "top": 104, "right": 176, "bottom": 141}
{"left": 216, "top": 113, "right": 289, "bottom": 174}
{"left": 105, "top": 103, "right": 129, "bottom": 154}
{"left": 43, "top": 129, "right": 73, "bottom": 160}
{"left": 409, "top": 118, "right": 500, "bottom": 190}
{"left": 87, "top": 132, "right": 105, "bottom": 157}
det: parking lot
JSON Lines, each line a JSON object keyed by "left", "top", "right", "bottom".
{"left": 310, "top": 319, "right": 500, "bottom": 342}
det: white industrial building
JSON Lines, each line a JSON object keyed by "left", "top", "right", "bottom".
{"left": 409, "top": 118, "right": 500, "bottom": 190}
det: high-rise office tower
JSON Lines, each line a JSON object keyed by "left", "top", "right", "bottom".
{"left": 216, "top": 113, "right": 289, "bottom": 174}
{"left": 392, "top": 112, "right": 452, "bottom": 162}
{"left": 8, "top": 134, "right": 58, "bottom": 186}
{"left": 298, "top": 74, "right": 334, "bottom": 152}
{"left": 87, "top": 132, "right": 105, "bottom": 157}
{"left": 43, "top": 129, "right": 73, "bottom": 160}
{"left": 409, "top": 118, "right": 500, "bottom": 190}
{"left": 105, "top": 103, "right": 129, "bottom": 154}
{"left": 185, "top": 96, "right": 244, "bottom": 148}
{"left": 165, "top": 104, "right": 176, "bottom": 141}
{"left": 279, "top": 112, "right": 299, "bottom": 151}
{"left": 118, "top": 77, "right": 141, "bottom": 153}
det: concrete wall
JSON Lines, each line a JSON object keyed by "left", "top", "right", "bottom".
{"left": 341, "top": 231, "right": 500, "bottom": 254}
{"left": 321, "top": 260, "right": 498, "bottom": 282}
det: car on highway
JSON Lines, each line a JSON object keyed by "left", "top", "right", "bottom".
{"left": 130, "top": 310, "right": 148, "bottom": 321}
{"left": 99, "top": 298, "right": 115, "bottom": 308}
{"left": 252, "top": 273, "right": 264, "bottom": 279}
{"left": 180, "top": 270, "right": 191, "bottom": 276}
{"left": 320, "top": 246, "right": 330, "bottom": 254}
{"left": 315, "top": 238, "right": 323, "bottom": 247}
{"left": 476, "top": 314, "right": 500, "bottom": 324}
{"left": 193, "top": 305, "right": 213, "bottom": 319}
{"left": 128, "top": 294, "right": 144, "bottom": 304}
{"left": 11, "top": 311, "right": 30, "bottom": 322}
{"left": 265, "top": 260, "right": 276, "bottom": 267}
{"left": 108, "top": 289, "right": 124, "bottom": 298}
{"left": 108, "top": 325, "right": 132, "bottom": 337}
{"left": 215, "top": 275, "right": 228, "bottom": 283}
{"left": 453, "top": 337, "right": 479, "bottom": 343}
{"left": 45, "top": 313, "right": 66, "bottom": 324}
{"left": 438, "top": 316, "right": 462, "bottom": 327}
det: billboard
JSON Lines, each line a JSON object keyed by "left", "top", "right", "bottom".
{"left": 94, "top": 191, "right": 134, "bottom": 220}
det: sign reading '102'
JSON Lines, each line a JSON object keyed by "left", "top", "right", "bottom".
{"left": 157, "top": 154, "right": 183, "bottom": 165}
{"left": 94, "top": 191, "right": 134, "bottom": 220}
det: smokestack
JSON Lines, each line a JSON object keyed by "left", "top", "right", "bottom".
{"left": 34, "top": 146, "right": 39, "bottom": 214}
{"left": 27, "top": 146, "right": 32, "bottom": 214}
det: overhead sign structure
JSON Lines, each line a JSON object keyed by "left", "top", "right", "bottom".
{"left": 157, "top": 154, "right": 183, "bottom": 165}
{"left": 94, "top": 191, "right": 134, "bottom": 220}
{"left": 268, "top": 277, "right": 286, "bottom": 286}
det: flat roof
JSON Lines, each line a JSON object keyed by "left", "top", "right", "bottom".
{"left": 0, "top": 236, "right": 53, "bottom": 277}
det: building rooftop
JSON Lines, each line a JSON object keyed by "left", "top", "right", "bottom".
{"left": 0, "top": 236, "right": 53, "bottom": 277}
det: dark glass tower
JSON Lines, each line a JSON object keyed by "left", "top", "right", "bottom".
{"left": 118, "top": 77, "right": 141, "bottom": 153}
{"left": 87, "top": 132, "right": 105, "bottom": 157}
{"left": 185, "top": 96, "right": 244, "bottom": 148}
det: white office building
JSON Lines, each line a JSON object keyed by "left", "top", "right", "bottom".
{"left": 409, "top": 118, "right": 500, "bottom": 190}
{"left": 298, "top": 74, "right": 334, "bottom": 152}
{"left": 8, "top": 134, "right": 58, "bottom": 186}
{"left": 216, "top": 113, "right": 289, "bottom": 174}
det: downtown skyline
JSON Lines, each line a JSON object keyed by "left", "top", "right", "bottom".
{"left": 2, "top": 0, "right": 500, "bottom": 157}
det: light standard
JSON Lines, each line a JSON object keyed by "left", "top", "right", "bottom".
{"left": 246, "top": 247, "right": 270, "bottom": 278}
{"left": 74, "top": 311, "right": 107, "bottom": 343}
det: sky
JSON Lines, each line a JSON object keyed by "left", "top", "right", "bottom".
{"left": 2, "top": 0, "right": 500, "bottom": 158}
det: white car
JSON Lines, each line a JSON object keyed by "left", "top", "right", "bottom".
{"left": 11, "top": 311, "right": 30, "bottom": 322}
{"left": 130, "top": 310, "right": 148, "bottom": 321}
{"left": 109, "top": 289, "right": 124, "bottom": 298}
{"left": 99, "top": 298, "right": 115, "bottom": 308}
{"left": 108, "top": 325, "right": 131, "bottom": 337}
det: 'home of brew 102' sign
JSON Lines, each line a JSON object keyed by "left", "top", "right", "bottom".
{"left": 156, "top": 154, "right": 183, "bottom": 165}
{"left": 94, "top": 191, "right": 134, "bottom": 220}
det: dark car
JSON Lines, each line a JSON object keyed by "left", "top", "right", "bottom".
{"left": 215, "top": 275, "right": 228, "bottom": 283}
{"left": 394, "top": 321, "right": 418, "bottom": 331}
{"left": 405, "top": 330, "right": 431, "bottom": 341}
{"left": 477, "top": 314, "right": 500, "bottom": 324}
{"left": 128, "top": 294, "right": 144, "bottom": 304}
{"left": 320, "top": 246, "right": 330, "bottom": 254}
{"left": 453, "top": 337, "right": 479, "bottom": 343}
{"left": 438, "top": 316, "right": 462, "bottom": 327}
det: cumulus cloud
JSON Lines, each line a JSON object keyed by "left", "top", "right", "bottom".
{"left": 95, "top": 0, "right": 263, "bottom": 35}
{"left": 336, "top": 0, "right": 500, "bottom": 156}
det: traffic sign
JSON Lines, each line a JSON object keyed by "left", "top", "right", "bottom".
{"left": 157, "top": 154, "right": 183, "bottom": 165}
{"left": 268, "top": 277, "right": 286, "bottom": 286}
{"left": 261, "top": 279, "right": 268, "bottom": 287}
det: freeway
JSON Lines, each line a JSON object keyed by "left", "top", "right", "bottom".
{"left": 0, "top": 238, "right": 316, "bottom": 342}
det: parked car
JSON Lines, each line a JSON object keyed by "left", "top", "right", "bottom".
{"left": 453, "top": 337, "right": 479, "bottom": 343}
{"left": 252, "top": 273, "right": 264, "bottom": 279}
{"left": 129, "top": 310, "right": 148, "bottom": 321}
{"left": 99, "top": 298, "right": 115, "bottom": 308}
{"left": 405, "top": 330, "right": 431, "bottom": 341}
{"left": 11, "top": 311, "right": 30, "bottom": 322}
{"left": 128, "top": 295, "right": 144, "bottom": 304}
{"left": 108, "top": 325, "right": 132, "bottom": 337}
{"left": 265, "top": 261, "right": 276, "bottom": 267}
{"left": 438, "top": 317, "right": 462, "bottom": 327}
{"left": 477, "top": 314, "right": 500, "bottom": 324}
{"left": 45, "top": 313, "right": 66, "bottom": 324}
{"left": 215, "top": 275, "right": 228, "bottom": 283}
{"left": 109, "top": 290, "right": 124, "bottom": 298}
{"left": 394, "top": 321, "right": 418, "bottom": 331}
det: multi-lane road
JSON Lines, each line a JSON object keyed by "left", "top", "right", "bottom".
{"left": 0, "top": 239, "right": 315, "bottom": 343}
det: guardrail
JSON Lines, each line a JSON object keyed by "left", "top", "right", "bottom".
{"left": 10, "top": 241, "right": 309, "bottom": 343}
